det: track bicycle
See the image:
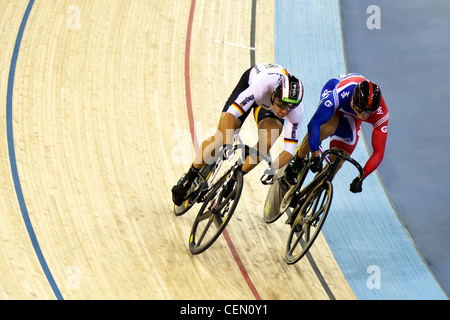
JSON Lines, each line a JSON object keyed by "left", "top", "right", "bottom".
{"left": 189, "top": 138, "right": 274, "bottom": 255}
{"left": 280, "top": 149, "right": 364, "bottom": 264}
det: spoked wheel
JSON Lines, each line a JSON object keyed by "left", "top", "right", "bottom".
{"left": 285, "top": 180, "right": 333, "bottom": 264}
{"left": 189, "top": 168, "right": 243, "bottom": 254}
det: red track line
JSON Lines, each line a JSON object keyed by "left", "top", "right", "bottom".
{"left": 184, "top": 0, "right": 261, "bottom": 300}
{"left": 223, "top": 231, "right": 262, "bottom": 300}
{"left": 184, "top": 0, "right": 199, "bottom": 153}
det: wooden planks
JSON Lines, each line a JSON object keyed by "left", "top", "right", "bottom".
{"left": 0, "top": 0, "right": 355, "bottom": 300}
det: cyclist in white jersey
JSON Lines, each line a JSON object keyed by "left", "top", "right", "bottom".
{"left": 172, "top": 63, "right": 306, "bottom": 206}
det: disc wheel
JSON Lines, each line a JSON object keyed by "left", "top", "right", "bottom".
{"left": 279, "top": 164, "right": 309, "bottom": 216}
{"left": 263, "top": 166, "right": 289, "bottom": 223}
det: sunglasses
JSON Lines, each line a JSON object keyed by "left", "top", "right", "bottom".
{"left": 274, "top": 99, "right": 296, "bottom": 111}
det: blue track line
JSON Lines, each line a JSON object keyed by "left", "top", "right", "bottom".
{"left": 6, "top": 0, "right": 63, "bottom": 300}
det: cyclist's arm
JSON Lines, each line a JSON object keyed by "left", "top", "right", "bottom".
{"left": 272, "top": 151, "right": 293, "bottom": 171}
{"left": 276, "top": 105, "right": 304, "bottom": 169}
{"left": 362, "top": 97, "right": 389, "bottom": 178}
{"left": 220, "top": 112, "right": 237, "bottom": 145}
{"left": 363, "top": 122, "right": 388, "bottom": 178}
{"left": 307, "top": 99, "right": 336, "bottom": 155}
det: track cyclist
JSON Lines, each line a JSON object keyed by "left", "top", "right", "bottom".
{"left": 172, "top": 63, "right": 306, "bottom": 206}
{"left": 284, "top": 73, "right": 389, "bottom": 193}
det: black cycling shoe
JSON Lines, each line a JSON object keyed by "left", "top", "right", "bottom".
{"left": 284, "top": 156, "right": 305, "bottom": 185}
{"left": 172, "top": 173, "right": 194, "bottom": 206}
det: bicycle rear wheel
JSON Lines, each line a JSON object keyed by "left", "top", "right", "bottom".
{"left": 263, "top": 166, "right": 288, "bottom": 223}
{"left": 189, "top": 168, "right": 243, "bottom": 254}
{"left": 285, "top": 180, "right": 333, "bottom": 264}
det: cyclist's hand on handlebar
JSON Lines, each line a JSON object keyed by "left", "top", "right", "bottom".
{"left": 350, "top": 176, "right": 363, "bottom": 193}
{"left": 222, "top": 144, "right": 234, "bottom": 161}
{"left": 309, "top": 157, "right": 322, "bottom": 173}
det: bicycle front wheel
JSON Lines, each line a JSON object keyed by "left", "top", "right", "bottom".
{"left": 285, "top": 180, "right": 333, "bottom": 264}
{"left": 189, "top": 168, "right": 244, "bottom": 254}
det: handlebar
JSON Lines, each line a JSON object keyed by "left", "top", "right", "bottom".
{"left": 320, "top": 149, "right": 364, "bottom": 180}
{"left": 231, "top": 143, "right": 275, "bottom": 185}
{"left": 234, "top": 144, "right": 272, "bottom": 166}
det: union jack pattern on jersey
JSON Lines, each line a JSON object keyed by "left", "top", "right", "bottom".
{"left": 307, "top": 73, "right": 389, "bottom": 178}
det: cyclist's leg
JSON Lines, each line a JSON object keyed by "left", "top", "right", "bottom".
{"left": 242, "top": 108, "right": 283, "bottom": 173}
{"left": 192, "top": 112, "right": 243, "bottom": 169}
{"left": 328, "top": 113, "right": 361, "bottom": 175}
{"left": 193, "top": 68, "right": 254, "bottom": 168}
{"left": 173, "top": 112, "right": 243, "bottom": 206}
{"left": 172, "top": 74, "right": 253, "bottom": 205}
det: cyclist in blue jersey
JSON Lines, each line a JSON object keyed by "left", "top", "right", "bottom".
{"left": 284, "top": 74, "right": 389, "bottom": 193}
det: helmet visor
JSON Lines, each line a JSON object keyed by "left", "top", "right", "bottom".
{"left": 352, "top": 94, "right": 375, "bottom": 116}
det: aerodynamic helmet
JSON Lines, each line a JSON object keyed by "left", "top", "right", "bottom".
{"left": 274, "top": 74, "right": 304, "bottom": 109}
{"left": 352, "top": 80, "right": 381, "bottom": 113}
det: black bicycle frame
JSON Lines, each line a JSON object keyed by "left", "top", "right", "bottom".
{"left": 286, "top": 149, "right": 364, "bottom": 223}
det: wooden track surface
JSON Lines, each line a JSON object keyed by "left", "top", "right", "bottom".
{"left": 0, "top": 0, "right": 355, "bottom": 299}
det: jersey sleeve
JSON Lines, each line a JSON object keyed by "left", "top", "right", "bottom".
{"left": 363, "top": 98, "right": 389, "bottom": 178}
{"left": 226, "top": 80, "right": 263, "bottom": 119}
{"left": 283, "top": 103, "right": 304, "bottom": 155}
{"left": 226, "top": 93, "right": 256, "bottom": 119}
{"left": 307, "top": 93, "right": 337, "bottom": 152}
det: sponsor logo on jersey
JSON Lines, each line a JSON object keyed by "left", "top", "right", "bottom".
{"left": 240, "top": 95, "right": 255, "bottom": 107}
{"left": 341, "top": 91, "right": 350, "bottom": 99}
{"left": 291, "top": 123, "right": 298, "bottom": 139}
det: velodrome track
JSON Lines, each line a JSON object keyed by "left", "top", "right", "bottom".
{"left": 0, "top": 0, "right": 447, "bottom": 300}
